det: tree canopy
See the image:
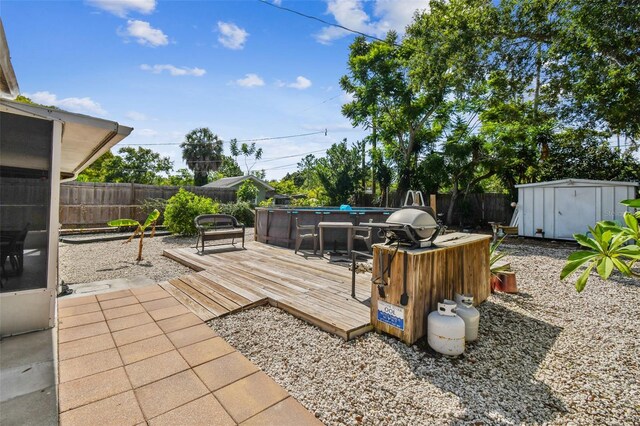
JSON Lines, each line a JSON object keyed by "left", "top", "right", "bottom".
{"left": 180, "top": 128, "right": 224, "bottom": 186}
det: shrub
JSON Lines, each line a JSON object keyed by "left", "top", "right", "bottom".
{"left": 219, "top": 201, "right": 255, "bottom": 227}
{"left": 258, "top": 198, "right": 273, "bottom": 207}
{"left": 164, "top": 188, "right": 218, "bottom": 236}
{"left": 237, "top": 180, "right": 259, "bottom": 203}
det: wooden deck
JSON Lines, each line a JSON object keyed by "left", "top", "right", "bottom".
{"left": 162, "top": 242, "right": 373, "bottom": 340}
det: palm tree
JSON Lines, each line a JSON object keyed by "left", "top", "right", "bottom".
{"left": 180, "top": 128, "right": 223, "bottom": 186}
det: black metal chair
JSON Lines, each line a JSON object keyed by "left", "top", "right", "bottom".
{"left": 1, "top": 223, "right": 29, "bottom": 284}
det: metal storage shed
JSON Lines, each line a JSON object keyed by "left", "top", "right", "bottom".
{"left": 515, "top": 179, "right": 638, "bottom": 240}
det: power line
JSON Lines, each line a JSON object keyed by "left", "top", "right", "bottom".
{"left": 257, "top": 0, "right": 393, "bottom": 45}
{"left": 119, "top": 129, "right": 327, "bottom": 146}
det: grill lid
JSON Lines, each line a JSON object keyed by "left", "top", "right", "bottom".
{"left": 368, "top": 208, "right": 441, "bottom": 247}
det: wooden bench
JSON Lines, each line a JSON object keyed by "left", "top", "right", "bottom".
{"left": 194, "top": 214, "right": 245, "bottom": 253}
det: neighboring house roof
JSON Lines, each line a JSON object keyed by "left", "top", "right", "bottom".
{"left": 515, "top": 179, "right": 639, "bottom": 188}
{"left": 203, "top": 175, "right": 275, "bottom": 191}
{"left": 0, "top": 19, "right": 19, "bottom": 99}
{"left": 1, "top": 98, "right": 133, "bottom": 179}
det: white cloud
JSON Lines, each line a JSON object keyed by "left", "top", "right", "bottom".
{"left": 137, "top": 128, "right": 158, "bottom": 137}
{"left": 315, "top": 0, "right": 429, "bottom": 44}
{"left": 272, "top": 0, "right": 282, "bottom": 5}
{"left": 235, "top": 73, "right": 265, "bottom": 88}
{"left": 87, "top": 0, "right": 156, "bottom": 17}
{"left": 287, "top": 76, "right": 312, "bottom": 90}
{"left": 217, "top": 21, "right": 249, "bottom": 50}
{"left": 121, "top": 20, "right": 168, "bottom": 47}
{"left": 140, "top": 64, "right": 206, "bottom": 76}
{"left": 26, "top": 91, "right": 106, "bottom": 115}
{"left": 126, "top": 111, "right": 149, "bottom": 121}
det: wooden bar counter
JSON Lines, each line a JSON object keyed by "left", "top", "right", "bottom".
{"left": 371, "top": 233, "right": 491, "bottom": 345}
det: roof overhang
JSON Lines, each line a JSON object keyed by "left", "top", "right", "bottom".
{"left": 0, "top": 99, "right": 133, "bottom": 179}
{"left": 0, "top": 19, "right": 19, "bottom": 99}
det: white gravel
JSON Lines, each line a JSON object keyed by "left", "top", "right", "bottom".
{"left": 59, "top": 234, "right": 640, "bottom": 425}
{"left": 210, "top": 241, "right": 640, "bottom": 426}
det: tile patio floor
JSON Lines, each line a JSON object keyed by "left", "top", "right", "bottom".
{"left": 57, "top": 284, "right": 322, "bottom": 425}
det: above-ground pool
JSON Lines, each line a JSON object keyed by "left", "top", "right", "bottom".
{"left": 254, "top": 206, "right": 398, "bottom": 252}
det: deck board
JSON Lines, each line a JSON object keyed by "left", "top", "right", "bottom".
{"left": 163, "top": 241, "right": 372, "bottom": 340}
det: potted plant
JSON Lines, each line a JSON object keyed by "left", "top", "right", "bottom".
{"left": 490, "top": 237, "right": 516, "bottom": 292}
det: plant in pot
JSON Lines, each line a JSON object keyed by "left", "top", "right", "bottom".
{"left": 490, "top": 237, "right": 516, "bottom": 292}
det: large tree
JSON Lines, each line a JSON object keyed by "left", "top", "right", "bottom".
{"left": 180, "top": 128, "right": 223, "bottom": 186}
{"left": 102, "top": 147, "right": 173, "bottom": 185}
{"left": 315, "top": 140, "right": 366, "bottom": 206}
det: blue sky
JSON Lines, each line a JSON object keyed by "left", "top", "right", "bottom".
{"left": 2, "top": 0, "right": 429, "bottom": 180}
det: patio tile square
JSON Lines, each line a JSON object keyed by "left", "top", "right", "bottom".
{"left": 58, "top": 321, "right": 110, "bottom": 344}
{"left": 58, "top": 302, "right": 101, "bottom": 318}
{"left": 58, "top": 367, "right": 131, "bottom": 412}
{"left": 194, "top": 351, "right": 259, "bottom": 392}
{"left": 240, "top": 397, "right": 322, "bottom": 426}
{"left": 59, "top": 348, "right": 123, "bottom": 383}
{"left": 130, "top": 284, "right": 162, "bottom": 295}
{"left": 214, "top": 371, "right": 289, "bottom": 424}
{"left": 148, "top": 394, "right": 235, "bottom": 426}
{"left": 166, "top": 324, "right": 217, "bottom": 349}
{"left": 96, "top": 289, "right": 133, "bottom": 301}
{"left": 124, "top": 350, "right": 189, "bottom": 388}
{"left": 135, "top": 289, "right": 170, "bottom": 303}
{"left": 99, "top": 295, "right": 139, "bottom": 310}
{"left": 142, "top": 296, "right": 180, "bottom": 312}
{"left": 107, "top": 312, "right": 154, "bottom": 332}
{"left": 178, "top": 337, "right": 234, "bottom": 367}
{"left": 58, "top": 295, "right": 97, "bottom": 308}
{"left": 112, "top": 322, "right": 163, "bottom": 347}
{"left": 59, "top": 391, "right": 144, "bottom": 426}
{"left": 58, "top": 333, "right": 116, "bottom": 361}
{"left": 103, "top": 304, "right": 145, "bottom": 320}
{"left": 147, "top": 304, "right": 189, "bottom": 321}
{"left": 134, "top": 370, "right": 208, "bottom": 419}
{"left": 118, "top": 334, "right": 174, "bottom": 365}
{"left": 156, "top": 312, "right": 202, "bottom": 333}
{"left": 58, "top": 311, "right": 105, "bottom": 330}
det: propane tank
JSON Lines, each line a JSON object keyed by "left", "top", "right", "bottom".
{"left": 454, "top": 293, "right": 480, "bottom": 342}
{"left": 427, "top": 300, "right": 465, "bottom": 356}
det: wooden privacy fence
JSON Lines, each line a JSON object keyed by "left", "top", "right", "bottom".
{"left": 434, "top": 193, "right": 514, "bottom": 227}
{"left": 59, "top": 182, "right": 236, "bottom": 228}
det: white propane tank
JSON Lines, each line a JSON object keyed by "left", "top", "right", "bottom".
{"left": 454, "top": 293, "right": 480, "bottom": 342}
{"left": 427, "top": 300, "right": 465, "bottom": 356}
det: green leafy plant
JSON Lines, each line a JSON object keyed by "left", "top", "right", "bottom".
{"left": 237, "top": 180, "right": 259, "bottom": 203}
{"left": 164, "top": 188, "right": 218, "bottom": 236}
{"left": 490, "top": 237, "right": 510, "bottom": 276}
{"left": 219, "top": 202, "right": 254, "bottom": 227}
{"left": 107, "top": 209, "right": 160, "bottom": 261}
{"left": 258, "top": 198, "right": 273, "bottom": 207}
{"left": 561, "top": 199, "right": 640, "bottom": 292}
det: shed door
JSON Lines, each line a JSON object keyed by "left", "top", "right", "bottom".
{"left": 555, "top": 187, "right": 596, "bottom": 239}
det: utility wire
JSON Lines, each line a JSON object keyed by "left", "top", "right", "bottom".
{"left": 119, "top": 129, "right": 327, "bottom": 146}
{"left": 257, "top": 0, "right": 392, "bottom": 45}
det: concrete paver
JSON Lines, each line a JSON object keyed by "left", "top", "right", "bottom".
{"left": 56, "top": 284, "right": 318, "bottom": 425}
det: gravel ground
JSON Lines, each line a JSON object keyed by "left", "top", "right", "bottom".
{"left": 210, "top": 241, "right": 640, "bottom": 426}
{"left": 58, "top": 229, "right": 254, "bottom": 284}
{"left": 59, "top": 234, "right": 640, "bottom": 425}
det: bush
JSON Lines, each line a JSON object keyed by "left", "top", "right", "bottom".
{"left": 219, "top": 201, "right": 255, "bottom": 227}
{"left": 237, "top": 180, "right": 259, "bottom": 203}
{"left": 164, "top": 188, "right": 218, "bottom": 236}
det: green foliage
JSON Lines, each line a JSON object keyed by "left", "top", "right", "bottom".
{"left": 210, "top": 156, "right": 243, "bottom": 181}
{"left": 181, "top": 128, "right": 223, "bottom": 186}
{"left": 236, "top": 180, "right": 259, "bottom": 203}
{"left": 140, "top": 198, "right": 167, "bottom": 221}
{"left": 230, "top": 139, "right": 264, "bottom": 175}
{"left": 100, "top": 146, "right": 173, "bottom": 185}
{"left": 258, "top": 198, "right": 273, "bottom": 207}
{"left": 315, "top": 140, "right": 366, "bottom": 206}
{"left": 76, "top": 151, "right": 116, "bottom": 182}
{"left": 162, "top": 168, "right": 194, "bottom": 186}
{"left": 107, "top": 209, "right": 160, "bottom": 261}
{"left": 218, "top": 202, "right": 254, "bottom": 227}
{"left": 489, "top": 238, "right": 510, "bottom": 275}
{"left": 561, "top": 200, "right": 640, "bottom": 292}
{"left": 271, "top": 179, "right": 299, "bottom": 196}
{"left": 164, "top": 189, "right": 219, "bottom": 236}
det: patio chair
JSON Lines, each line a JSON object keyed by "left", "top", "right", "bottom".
{"left": 352, "top": 219, "right": 373, "bottom": 252}
{"left": 1, "top": 223, "right": 29, "bottom": 280}
{"left": 294, "top": 218, "right": 318, "bottom": 255}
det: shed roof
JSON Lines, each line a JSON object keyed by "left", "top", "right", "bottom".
{"left": 203, "top": 175, "right": 275, "bottom": 191}
{"left": 515, "top": 179, "right": 639, "bottom": 189}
